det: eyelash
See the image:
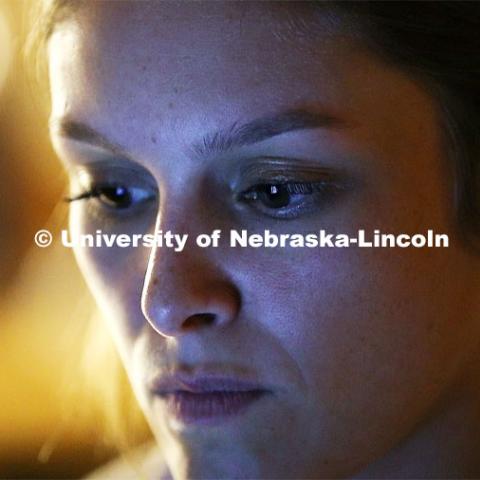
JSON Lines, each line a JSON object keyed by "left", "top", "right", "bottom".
{"left": 65, "top": 177, "right": 339, "bottom": 223}
{"left": 65, "top": 182, "right": 156, "bottom": 212}
{"left": 65, "top": 180, "right": 328, "bottom": 199}
{"left": 237, "top": 180, "right": 339, "bottom": 219}
{"left": 66, "top": 184, "right": 123, "bottom": 203}
{"left": 241, "top": 181, "right": 329, "bottom": 197}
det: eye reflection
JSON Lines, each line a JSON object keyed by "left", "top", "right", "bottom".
{"left": 98, "top": 185, "right": 132, "bottom": 209}
{"left": 238, "top": 180, "right": 340, "bottom": 220}
{"left": 65, "top": 162, "right": 159, "bottom": 224}
{"left": 67, "top": 183, "right": 134, "bottom": 209}
{"left": 263, "top": 185, "right": 291, "bottom": 209}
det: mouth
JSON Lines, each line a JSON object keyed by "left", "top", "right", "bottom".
{"left": 149, "top": 374, "right": 272, "bottom": 425}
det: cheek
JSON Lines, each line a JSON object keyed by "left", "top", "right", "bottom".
{"left": 248, "top": 245, "right": 475, "bottom": 439}
{"left": 69, "top": 205, "right": 151, "bottom": 348}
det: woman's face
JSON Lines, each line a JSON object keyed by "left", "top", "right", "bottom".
{"left": 49, "top": 2, "right": 480, "bottom": 478}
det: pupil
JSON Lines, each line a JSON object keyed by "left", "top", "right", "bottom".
{"left": 263, "top": 184, "right": 290, "bottom": 208}
{"left": 99, "top": 185, "right": 131, "bottom": 208}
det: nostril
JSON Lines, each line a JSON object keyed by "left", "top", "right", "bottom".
{"left": 182, "top": 313, "right": 216, "bottom": 331}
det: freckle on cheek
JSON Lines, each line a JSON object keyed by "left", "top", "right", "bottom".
{"left": 151, "top": 135, "right": 157, "bottom": 144}
{"left": 152, "top": 278, "right": 159, "bottom": 286}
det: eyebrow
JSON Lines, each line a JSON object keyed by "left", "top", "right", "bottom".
{"left": 50, "top": 107, "right": 347, "bottom": 157}
{"left": 50, "top": 118, "right": 127, "bottom": 157}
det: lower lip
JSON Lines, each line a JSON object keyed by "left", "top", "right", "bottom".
{"left": 157, "top": 390, "right": 269, "bottom": 425}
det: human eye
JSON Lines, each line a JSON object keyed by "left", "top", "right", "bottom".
{"left": 66, "top": 164, "right": 158, "bottom": 220}
{"left": 67, "top": 183, "right": 154, "bottom": 209}
{"left": 234, "top": 159, "right": 349, "bottom": 220}
{"left": 238, "top": 181, "right": 338, "bottom": 219}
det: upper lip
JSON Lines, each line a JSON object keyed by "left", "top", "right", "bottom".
{"left": 149, "top": 372, "right": 271, "bottom": 395}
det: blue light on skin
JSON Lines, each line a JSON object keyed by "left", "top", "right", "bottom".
{"left": 48, "top": 2, "right": 480, "bottom": 479}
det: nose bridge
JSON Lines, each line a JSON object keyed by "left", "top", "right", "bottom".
{"left": 140, "top": 207, "right": 240, "bottom": 338}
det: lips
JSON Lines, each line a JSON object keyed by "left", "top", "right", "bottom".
{"left": 149, "top": 374, "right": 272, "bottom": 425}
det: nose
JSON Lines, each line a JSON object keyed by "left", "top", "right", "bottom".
{"left": 141, "top": 234, "right": 241, "bottom": 338}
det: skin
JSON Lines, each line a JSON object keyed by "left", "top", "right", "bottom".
{"left": 48, "top": 2, "right": 480, "bottom": 479}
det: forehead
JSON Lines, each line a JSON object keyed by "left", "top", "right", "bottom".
{"left": 48, "top": 1, "right": 437, "bottom": 172}
{"left": 48, "top": 2, "right": 362, "bottom": 157}
{"left": 48, "top": 2, "right": 357, "bottom": 119}
{"left": 65, "top": 1, "right": 350, "bottom": 56}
